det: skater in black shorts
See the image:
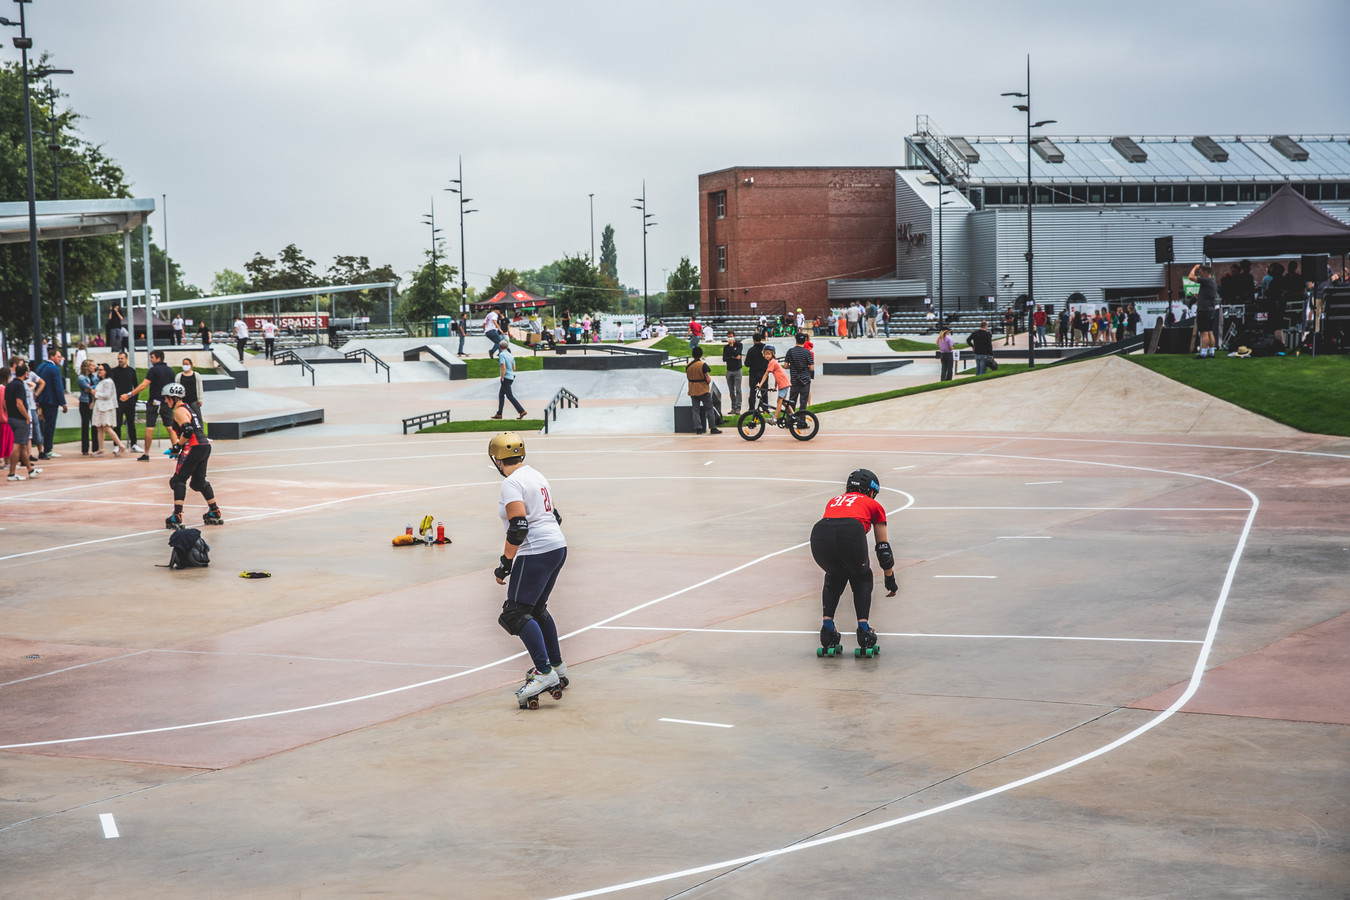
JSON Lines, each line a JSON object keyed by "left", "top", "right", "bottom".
{"left": 161, "top": 382, "right": 225, "bottom": 529}
{"left": 810, "top": 468, "right": 898, "bottom": 657}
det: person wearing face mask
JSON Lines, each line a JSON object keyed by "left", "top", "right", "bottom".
{"left": 175, "top": 358, "right": 204, "bottom": 427}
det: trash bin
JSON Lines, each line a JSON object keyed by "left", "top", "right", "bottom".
{"left": 434, "top": 316, "right": 453, "bottom": 338}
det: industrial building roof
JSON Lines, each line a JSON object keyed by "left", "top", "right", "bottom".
{"left": 909, "top": 134, "right": 1350, "bottom": 185}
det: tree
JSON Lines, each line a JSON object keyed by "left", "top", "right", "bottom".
{"left": 0, "top": 60, "right": 146, "bottom": 347}
{"left": 481, "top": 268, "right": 527, "bottom": 302}
{"left": 396, "top": 245, "right": 458, "bottom": 323}
{"left": 664, "top": 256, "right": 700, "bottom": 316}
{"left": 211, "top": 269, "right": 248, "bottom": 296}
{"left": 329, "top": 255, "right": 399, "bottom": 317}
{"left": 553, "top": 253, "right": 621, "bottom": 314}
{"left": 599, "top": 224, "right": 617, "bottom": 280}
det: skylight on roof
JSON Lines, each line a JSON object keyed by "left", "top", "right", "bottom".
{"left": 1270, "top": 135, "right": 1309, "bottom": 162}
{"left": 947, "top": 136, "right": 980, "bottom": 164}
{"left": 1032, "top": 138, "right": 1064, "bottom": 163}
{"left": 1110, "top": 136, "right": 1147, "bottom": 163}
{"left": 1191, "top": 136, "right": 1228, "bottom": 162}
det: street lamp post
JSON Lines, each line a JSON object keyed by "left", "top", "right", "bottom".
{"left": 588, "top": 192, "right": 595, "bottom": 265}
{"left": 445, "top": 156, "right": 477, "bottom": 317}
{"left": 631, "top": 182, "right": 656, "bottom": 325}
{"left": 1003, "top": 55, "right": 1055, "bottom": 369}
{"left": 0, "top": 5, "right": 71, "bottom": 357}
{"left": 40, "top": 78, "right": 79, "bottom": 369}
{"left": 422, "top": 198, "right": 443, "bottom": 329}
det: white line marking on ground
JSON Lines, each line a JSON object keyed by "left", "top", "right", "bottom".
{"left": 99, "top": 814, "right": 118, "bottom": 839}
{"left": 593, "top": 625, "right": 1201, "bottom": 644}
{"left": 891, "top": 465, "right": 915, "bottom": 470}
{"left": 0, "top": 651, "right": 150, "bottom": 688}
{"left": 0, "top": 484, "right": 913, "bottom": 748}
{"left": 998, "top": 535, "right": 1051, "bottom": 539}
{"left": 1025, "top": 480, "right": 1063, "bottom": 485}
{"left": 933, "top": 575, "right": 997, "bottom": 579}
{"left": 543, "top": 452, "right": 1263, "bottom": 900}
{"left": 914, "top": 506, "right": 1248, "bottom": 511}
{"left": 703, "top": 461, "right": 713, "bottom": 466}
{"left": 659, "top": 718, "right": 733, "bottom": 729}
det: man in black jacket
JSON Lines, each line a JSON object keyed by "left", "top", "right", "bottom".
{"left": 966, "top": 321, "right": 995, "bottom": 375}
{"left": 109, "top": 351, "right": 141, "bottom": 452}
{"left": 722, "top": 331, "right": 744, "bottom": 414}
{"left": 744, "top": 332, "right": 767, "bottom": 413}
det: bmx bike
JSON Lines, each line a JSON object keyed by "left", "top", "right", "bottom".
{"left": 736, "top": 395, "right": 820, "bottom": 442}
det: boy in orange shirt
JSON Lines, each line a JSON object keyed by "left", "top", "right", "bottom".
{"left": 756, "top": 345, "right": 791, "bottom": 420}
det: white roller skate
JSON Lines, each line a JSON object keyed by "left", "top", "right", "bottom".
{"left": 523, "top": 660, "right": 569, "bottom": 690}
{"left": 515, "top": 666, "right": 563, "bottom": 710}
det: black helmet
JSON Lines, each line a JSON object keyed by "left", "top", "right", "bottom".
{"left": 845, "top": 468, "right": 880, "bottom": 498}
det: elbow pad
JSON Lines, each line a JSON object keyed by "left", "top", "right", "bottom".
{"left": 178, "top": 420, "right": 196, "bottom": 440}
{"left": 505, "top": 516, "right": 529, "bottom": 546}
{"left": 875, "top": 541, "right": 895, "bottom": 571}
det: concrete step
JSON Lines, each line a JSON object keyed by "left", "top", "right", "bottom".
{"left": 544, "top": 405, "right": 674, "bottom": 435}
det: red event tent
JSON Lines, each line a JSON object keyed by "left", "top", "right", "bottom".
{"left": 470, "top": 284, "right": 552, "bottom": 310}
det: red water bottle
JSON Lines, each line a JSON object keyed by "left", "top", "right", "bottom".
{"left": 436, "top": 522, "right": 445, "bottom": 543}
{"left": 405, "top": 522, "right": 413, "bottom": 535}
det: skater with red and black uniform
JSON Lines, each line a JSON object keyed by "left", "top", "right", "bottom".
{"left": 161, "top": 382, "right": 225, "bottom": 530}
{"left": 811, "top": 468, "right": 898, "bottom": 657}
{"left": 488, "top": 431, "right": 570, "bottom": 709}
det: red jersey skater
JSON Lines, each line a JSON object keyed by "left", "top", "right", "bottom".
{"left": 810, "top": 468, "right": 898, "bottom": 657}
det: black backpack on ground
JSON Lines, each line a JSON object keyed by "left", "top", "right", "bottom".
{"left": 166, "top": 527, "right": 211, "bottom": 569}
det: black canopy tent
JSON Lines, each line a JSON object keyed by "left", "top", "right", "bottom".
{"left": 1203, "top": 184, "right": 1350, "bottom": 258}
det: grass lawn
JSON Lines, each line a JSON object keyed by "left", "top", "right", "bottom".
{"left": 1126, "top": 353, "right": 1350, "bottom": 436}
{"left": 464, "top": 356, "right": 544, "bottom": 379}
{"left": 417, "top": 419, "right": 546, "bottom": 434}
{"left": 808, "top": 363, "right": 1033, "bottom": 414}
{"left": 49, "top": 421, "right": 189, "bottom": 449}
{"left": 886, "top": 337, "right": 968, "bottom": 352}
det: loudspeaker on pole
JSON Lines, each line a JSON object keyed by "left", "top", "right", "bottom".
{"left": 1154, "top": 236, "right": 1175, "bottom": 265}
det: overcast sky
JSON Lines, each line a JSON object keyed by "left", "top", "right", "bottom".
{"left": 27, "top": 0, "right": 1350, "bottom": 295}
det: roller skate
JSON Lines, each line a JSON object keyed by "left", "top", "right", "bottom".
{"left": 202, "top": 509, "right": 224, "bottom": 526}
{"left": 855, "top": 623, "right": 880, "bottom": 658}
{"left": 164, "top": 513, "right": 184, "bottom": 530}
{"left": 525, "top": 660, "right": 569, "bottom": 690}
{"left": 515, "top": 666, "right": 563, "bottom": 710}
{"left": 817, "top": 621, "right": 845, "bottom": 657}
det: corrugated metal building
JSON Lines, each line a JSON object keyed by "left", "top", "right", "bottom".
{"left": 869, "top": 124, "right": 1350, "bottom": 310}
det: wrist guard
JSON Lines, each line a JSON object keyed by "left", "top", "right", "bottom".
{"left": 884, "top": 572, "right": 898, "bottom": 593}
{"left": 493, "top": 554, "right": 513, "bottom": 581}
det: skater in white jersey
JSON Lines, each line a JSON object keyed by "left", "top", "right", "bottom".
{"left": 488, "top": 432, "right": 570, "bottom": 709}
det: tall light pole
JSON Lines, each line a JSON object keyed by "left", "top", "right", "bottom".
{"left": 445, "top": 156, "right": 477, "bottom": 316}
{"left": 588, "top": 192, "right": 595, "bottom": 265}
{"left": 1003, "top": 55, "right": 1055, "bottom": 369}
{"left": 162, "top": 193, "right": 170, "bottom": 307}
{"left": 1, "top": 5, "right": 71, "bottom": 357}
{"left": 40, "top": 76, "right": 78, "bottom": 367}
{"left": 631, "top": 182, "right": 657, "bottom": 325}
{"left": 422, "top": 198, "right": 443, "bottom": 328}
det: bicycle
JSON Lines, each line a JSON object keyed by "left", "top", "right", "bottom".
{"left": 737, "top": 394, "right": 820, "bottom": 442}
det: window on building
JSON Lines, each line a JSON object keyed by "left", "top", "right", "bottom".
{"left": 715, "top": 297, "right": 727, "bottom": 313}
{"left": 1105, "top": 186, "right": 1121, "bottom": 204}
{"left": 1239, "top": 185, "right": 1254, "bottom": 202}
{"left": 1155, "top": 185, "right": 1173, "bottom": 203}
{"left": 712, "top": 191, "right": 727, "bottom": 219}
{"left": 1189, "top": 185, "right": 1207, "bottom": 203}
{"left": 716, "top": 245, "right": 726, "bottom": 272}
{"left": 1035, "top": 186, "right": 1053, "bottom": 205}
{"left": 1069, "top": 186, "right": 1087, "bottom": 204}
{"left": 1297, "top": 183, "right": 1318, "bottom": 200}
{"left": 1088, "top": 187, "right": 1104, "bottom": 204}
{"left": 1203, "top": 185, "right": 1220, "bottom": 203}
{"left": 1221, "top": 184, "right": 1238, "bottom": 203}
{"left": 1255, "top": 184, "right": 1272, "bottom": 202}
{"left": 1139, "top": 185, "right": 1155, "bottom": 203}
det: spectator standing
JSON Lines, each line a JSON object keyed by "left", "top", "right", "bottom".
{"left": 688, "top": 316, "right": 701, "bottom": 353}
{"left": 783, "top": 332, "right": 815, "bottom": 411}
{"left": 685, "top": 346, "right": 721, "bottom": 435}
{"left": 865, "top": 302, "right": 878, "bottom": 338}
{"left": 966, "top": 321, "right": 995, "bottom": 376}
{"left": 1187, "top": 264, "right": 1220, "bottom": 358}
{"left": 34, "top": 348, "right": 66, "bottom": 460}
{"left": 937, "top": 328, "right": 955, "bottom": 381}
{"left": 1127, "top": 304, "right": 1141, "bottom": 337}
{"left": 120, "top": 349, "right": 175, "bottom": 460}
{"left": 453, "top": 311, "right": 469, "bottom": 356}
{"left": 490, "top": 339, "right": 527, "bottom": 421}
{"left": 1003, "top": 308, "right": 1016, "bottom": 346}
{"left": 745, "top": 332, "right": 768, "bottom": 413}
{"left": 106, "top": 303, "right": 124, "bottom": 352}
{"left": 261, "top": 319, "right": 278, "bottom": 359}
{"left": 881, "top": 306, "right": 891, "bottom": 337}
{"left": 6, "top": 362, "right": 38, "bottom": 481}
{"left": 109, "top": 351, "right": 140, "bottom": 451}
{"left": 90, "top": 364, "right": 126, "bottom": 456}
{"left": 1033, "top": 305, "right": 1047, "bottom": 347}
{"left": 171, "top": 314, "right": 185, "bottom": 346}
{"left": 77, "top": 358, "right": 98, "bottom": 455}
{"left": 846, "top": 302, "right": 861, "bottom": 338}
{"left": 233, "top": 317, "right": 250, "bottom": 360}
{"left": 795, "top": 308, "right": 806, "bottom": 332}
{"left": 176, "top": 358, "right": 204, "bottom": 425}
{"left": 198, "top": 319, "right": 212, "bottom": 349}
{"left": 73, "top": 341, "right": 88, "bottom": 374}
{"left": 1056, "top": 308, "right": 1070, "bottom": 346}
{"left": 722, "top": 331, "right": 744, "bottom": 415}
{"left": 0, "top": 367, "right": 13, "bottom": 471}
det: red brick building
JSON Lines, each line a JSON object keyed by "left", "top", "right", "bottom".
{"left": 698, "top": 167, "right": 898, "bottom": 317}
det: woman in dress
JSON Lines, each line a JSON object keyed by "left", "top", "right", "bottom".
{"left": 91, "top": 363, "right": 126, "bottom": 456}
{"left": 77, "top": 358, "right": 98, "bottom": 455}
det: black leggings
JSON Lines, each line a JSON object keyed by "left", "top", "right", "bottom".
{"left": 170, "top": 444, "right": 214, "bottom": 502}
{"left": 810, "top": 517, "right": 873, "bottom": 622}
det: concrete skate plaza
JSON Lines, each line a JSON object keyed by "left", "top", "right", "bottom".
{"left": 2, "top": 361, "right": 1349, "bottom": 898}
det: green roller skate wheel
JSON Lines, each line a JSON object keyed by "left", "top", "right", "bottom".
{"left": 817, "top": 647, "right": 825, "bottom": 657}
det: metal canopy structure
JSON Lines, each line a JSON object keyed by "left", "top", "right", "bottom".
{"left": 0, "top": 198, "right": 154, "bottom": 243}
{"left": 155, "top": 283, "right": 399, "bottom": 311}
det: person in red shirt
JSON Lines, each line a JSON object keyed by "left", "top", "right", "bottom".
{"left": 755, "top": 345, "right": 791, "bottom": 419}
{"left": 811, "top": 468, "right": 898, "bottom": 657}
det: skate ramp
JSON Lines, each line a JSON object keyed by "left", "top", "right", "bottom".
{"left": 818, "top": 356, "right": 1299, "bottom": 435}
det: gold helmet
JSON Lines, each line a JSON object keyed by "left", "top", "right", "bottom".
{"left": 488, "top": 432, "right": 526, "bottom": 472}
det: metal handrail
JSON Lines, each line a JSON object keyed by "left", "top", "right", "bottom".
{"left": 542, "top": 388, "right": 579, "bottom": 435}
{"left": 344, "top": 347, "right": 391, "bottom": 382}
{"left": 272, "top": 349, "right": 316, "bottom": 385}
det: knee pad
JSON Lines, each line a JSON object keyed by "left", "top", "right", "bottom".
{"left": 190, "top": 474, "right": 211, "bottom": 495}
{"left": 533, "top": 598, "right": 550, "bottom": 622}
{"left": 498, "top": 601, "right": 535, "bottom": 636}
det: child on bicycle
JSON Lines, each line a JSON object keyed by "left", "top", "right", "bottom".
{"left": 756, "top": 344, "right": 791, "bottom": 420}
